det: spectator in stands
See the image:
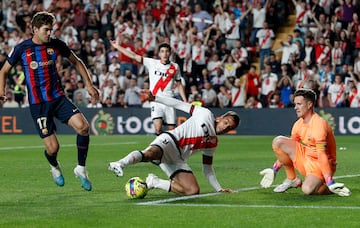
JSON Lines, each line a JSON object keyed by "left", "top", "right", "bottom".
{"left": 217, "top": 84, "right": 231, "bottom": 109}
{"left": 345, "top": 79, "right": 360, "bottom": 107}
{"left": 267, "top": 53, "right": 282, "bottom": 77}
{"left": 256, "top": 21, "right": 275, "bottom": 71}
{"left": 245, "top": 65, "right": 261, "bottom": 99}
{"left": 327, "top": 74, "right": 346, "bottom": 107}
{"left": 190, "top": 27, "right": 209, "bottom": 86}
{"left": 124, "top": 77, "right": 142, "bottom": 108}
{"left": 301, "top": 36, "right": 316, "bottom": 67}
{"left": 279, "top": 34, "right": 299, "bottom": 66}
{"left": 73, "top": 90, "right": 88, "bottom": 108}
{"left": 117, "top": 35, "right": 135, "bottom": 77}
{"left": 318, "top": 63, "right": 334, "bottom": 107}
{"left": 192, "top": 3, "right": 213, "bottom": 33}
{"left": 226, "top": 76, "right": 246, "bottom": 108}
{"left": 268, "top": 92, "right": 284, "bottom": 108}
{"left": 260, "top": 64, "right": 278, "bottom": 107}
{"left": 2, "top": 90, "right": 19, "bottom": 108}
{"left": 339, "top": 30, "right": 354, "bottom": 64}
{"left": 331, "top": 40, "right": 344, "bottom": 73}
{"left": 230, "top": 40, "right": 249, "bottom": 76}
{"left": 245, "top": 95, "right": 263, "bottom": 109}
{"left": 225, "top": 7, "right": 252, "bottom": 50}
{"left": 277, "top": 75, "right": 295, "bottom": 107}
{"left": 222, "top": 54, "right": 241, "bottom": 80}
{"left": 249, "top": 1, "right": 267, "bottom": 47}
{"left": 201, "top": 81, "right": 217, "bottom": 108}
{"left": 339, "top": 0, "right": 357, "bottom": 30}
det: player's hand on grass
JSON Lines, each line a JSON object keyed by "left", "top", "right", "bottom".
{"left": 218, "top": 188, "right": 235, "bottom": 193}
{"left": 328, "top": 182, "right": 351, "bottom": 197}
{"left": 259, "top": 168, "right": 276, "bottom": 188}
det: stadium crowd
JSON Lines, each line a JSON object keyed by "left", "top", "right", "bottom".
{"left": 1, "top": 0, "right": 360, "bottom": 109}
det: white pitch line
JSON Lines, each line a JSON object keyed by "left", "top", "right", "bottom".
{"left": 142, "top": 203, "right": 360, "bottom": 210}
{"left": 137, "top": 174, "right": 360, "bottom": 206}
{"left": 0, "top": 142, "right": 137, "bottom": 151}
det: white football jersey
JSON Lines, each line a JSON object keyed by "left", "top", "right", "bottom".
{"left": 143, "top": 57, "right": 181, "bottom": 97}
{"left": 169, "top": 105, "right": 218, "bottom": 160}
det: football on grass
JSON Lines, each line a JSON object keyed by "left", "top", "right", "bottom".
{"left": 125, "top": 177, "right": 148, "bottom": 199}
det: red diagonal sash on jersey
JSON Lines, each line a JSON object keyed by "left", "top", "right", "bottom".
{"left": 231, "top": 86, "right": 241, "bottom": 107}
{"left": 296, "top": 10, "right": 307, "bottom": 23}
{"left": 178, "top": 136, "right": 218, "bottom": 151}
{"left": 335, "top": 84, "right": 344, "bottom": 104}
{"left": 260, "top": 29, "right": 271, "bottom": 49}
{"left": 152, "top": 64, "right": 177, "bottom": 95}
{"left": 349, "top": 90, "right": 356, "bottom": 105}
{"left": 144, "top": 35, "right": 153, "bottom": 51}
{"left": 194, "top": 47, "right": 202, "bottom": 61}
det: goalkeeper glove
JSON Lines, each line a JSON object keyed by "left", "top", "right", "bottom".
{"left": 259, "top": 168, "right": 276, "bottom": 188}
{"left": 326, "top": 176, "right": 351, "bottom": 197}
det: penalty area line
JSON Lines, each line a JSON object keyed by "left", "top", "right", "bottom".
{"left": 137, "top": 174, "right": 360, "bottom": 206}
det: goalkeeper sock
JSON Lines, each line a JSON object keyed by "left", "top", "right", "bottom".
{"left": 120, "top": 150, "right": 143, "bottom": 166}
{"left": 272, "top": 162, "right": 281, "bottom": 173}
{"left": 273, "top": 146, "right": 296, "bottom": 180}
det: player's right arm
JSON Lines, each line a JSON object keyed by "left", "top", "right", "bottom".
{"left": 0, "top": 61, "right": 13, "bottom": 102}
{"left": 154, "top": 94, "right": 205, "bottom": 116}
{"left": 110, "top": 40, "right": 142, "bottom": 63}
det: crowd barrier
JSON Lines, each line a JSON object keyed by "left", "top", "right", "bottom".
{"left": 0, "top": 107, "right": 359, "bottom": 135}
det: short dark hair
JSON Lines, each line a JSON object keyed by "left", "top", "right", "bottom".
{"left": 221, "top": 111, "right": 241, "bottom": 129}
{"left": 31, "top": 11, "right": 56, "bottom": 30}
{"left": 158, "top": 42, "right": 171, "bottom": 52}
{"left": 294, "top": 89, "right": 316, "bottom": 104}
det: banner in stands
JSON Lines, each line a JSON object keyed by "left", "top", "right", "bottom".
{"left": 0, "top": 108, "right": 359, "bottom": 135}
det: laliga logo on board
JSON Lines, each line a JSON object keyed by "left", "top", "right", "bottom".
{"left": 91, "top": 110, "right": 115, "bottom": 135}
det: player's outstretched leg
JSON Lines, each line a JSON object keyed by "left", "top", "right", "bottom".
{"left": 74, "top": 165, "right": 92, "bottom": 191}
{"left": 108, "top": 150, "right": 143, "bottom": 177}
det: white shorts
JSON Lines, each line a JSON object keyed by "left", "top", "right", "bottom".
{"left": 149, "top": 132, "right": 192, "bottom": 178}
{"left": 150, "top": 101, "right": 176, "bottom": 125}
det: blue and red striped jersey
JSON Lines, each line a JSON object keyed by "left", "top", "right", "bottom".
{"left": 7, "top": 38, "right": 71, "bottom": 104}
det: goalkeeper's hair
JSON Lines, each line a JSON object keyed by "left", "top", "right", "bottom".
{"left": 294, "top": 88, "right": 317, "bottom": 104}
{"left": 221, "top": 111, "right": 240, "bottom": 128}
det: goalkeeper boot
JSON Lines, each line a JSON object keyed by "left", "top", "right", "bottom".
{"left": 108, "top": 161, "right": 124, "bottom": 177}
{"left": 50, "top": 164, "right": 64, "bottom": 187}
{"left": 274, "top": 177, "right": 302, "bottom": 193}
{"left": 145, "top": 173, "right": 159, "bottom": 189}
{"left": 74, "top": 165, "right": 92, "bottom": 191}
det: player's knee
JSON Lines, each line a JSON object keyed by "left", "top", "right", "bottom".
{"left": 78, "top": 123, "right": 90, "bottom": 135}
{"left": 46, "top": 144, "right": 60, "bottom": 155}
{"left": 183, "top": 185, "right": 200, "bottom": 195}
{"left": 301, "top": 184, "right": 316, "bottom": 195}
{"left": 272, "top": 135, "right": 286, "bottom": 148}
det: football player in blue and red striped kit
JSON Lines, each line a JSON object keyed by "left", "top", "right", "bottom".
{"left": 0, "top": 12, "right": 100, "bottom": 191}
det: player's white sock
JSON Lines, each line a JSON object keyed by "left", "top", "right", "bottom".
{"left": 119, "top": 150, "right": 143, "bottom": 166}
{"left": 154, "top": 178, "right": 171, "bottom": 192}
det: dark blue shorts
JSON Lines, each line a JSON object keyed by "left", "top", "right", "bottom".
{"left": 29, "top": 96, "right": 81, "bottom": 138}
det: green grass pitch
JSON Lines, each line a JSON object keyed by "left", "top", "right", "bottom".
{"left": 0, "top": 135, "right": 359, "bottom": 227}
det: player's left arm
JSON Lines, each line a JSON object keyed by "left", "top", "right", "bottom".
{"left": 68, "top": 51, "right": 99, "bottom": 101}
{"left": 202, "top": 154, "right": 233, "bottom": 193}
